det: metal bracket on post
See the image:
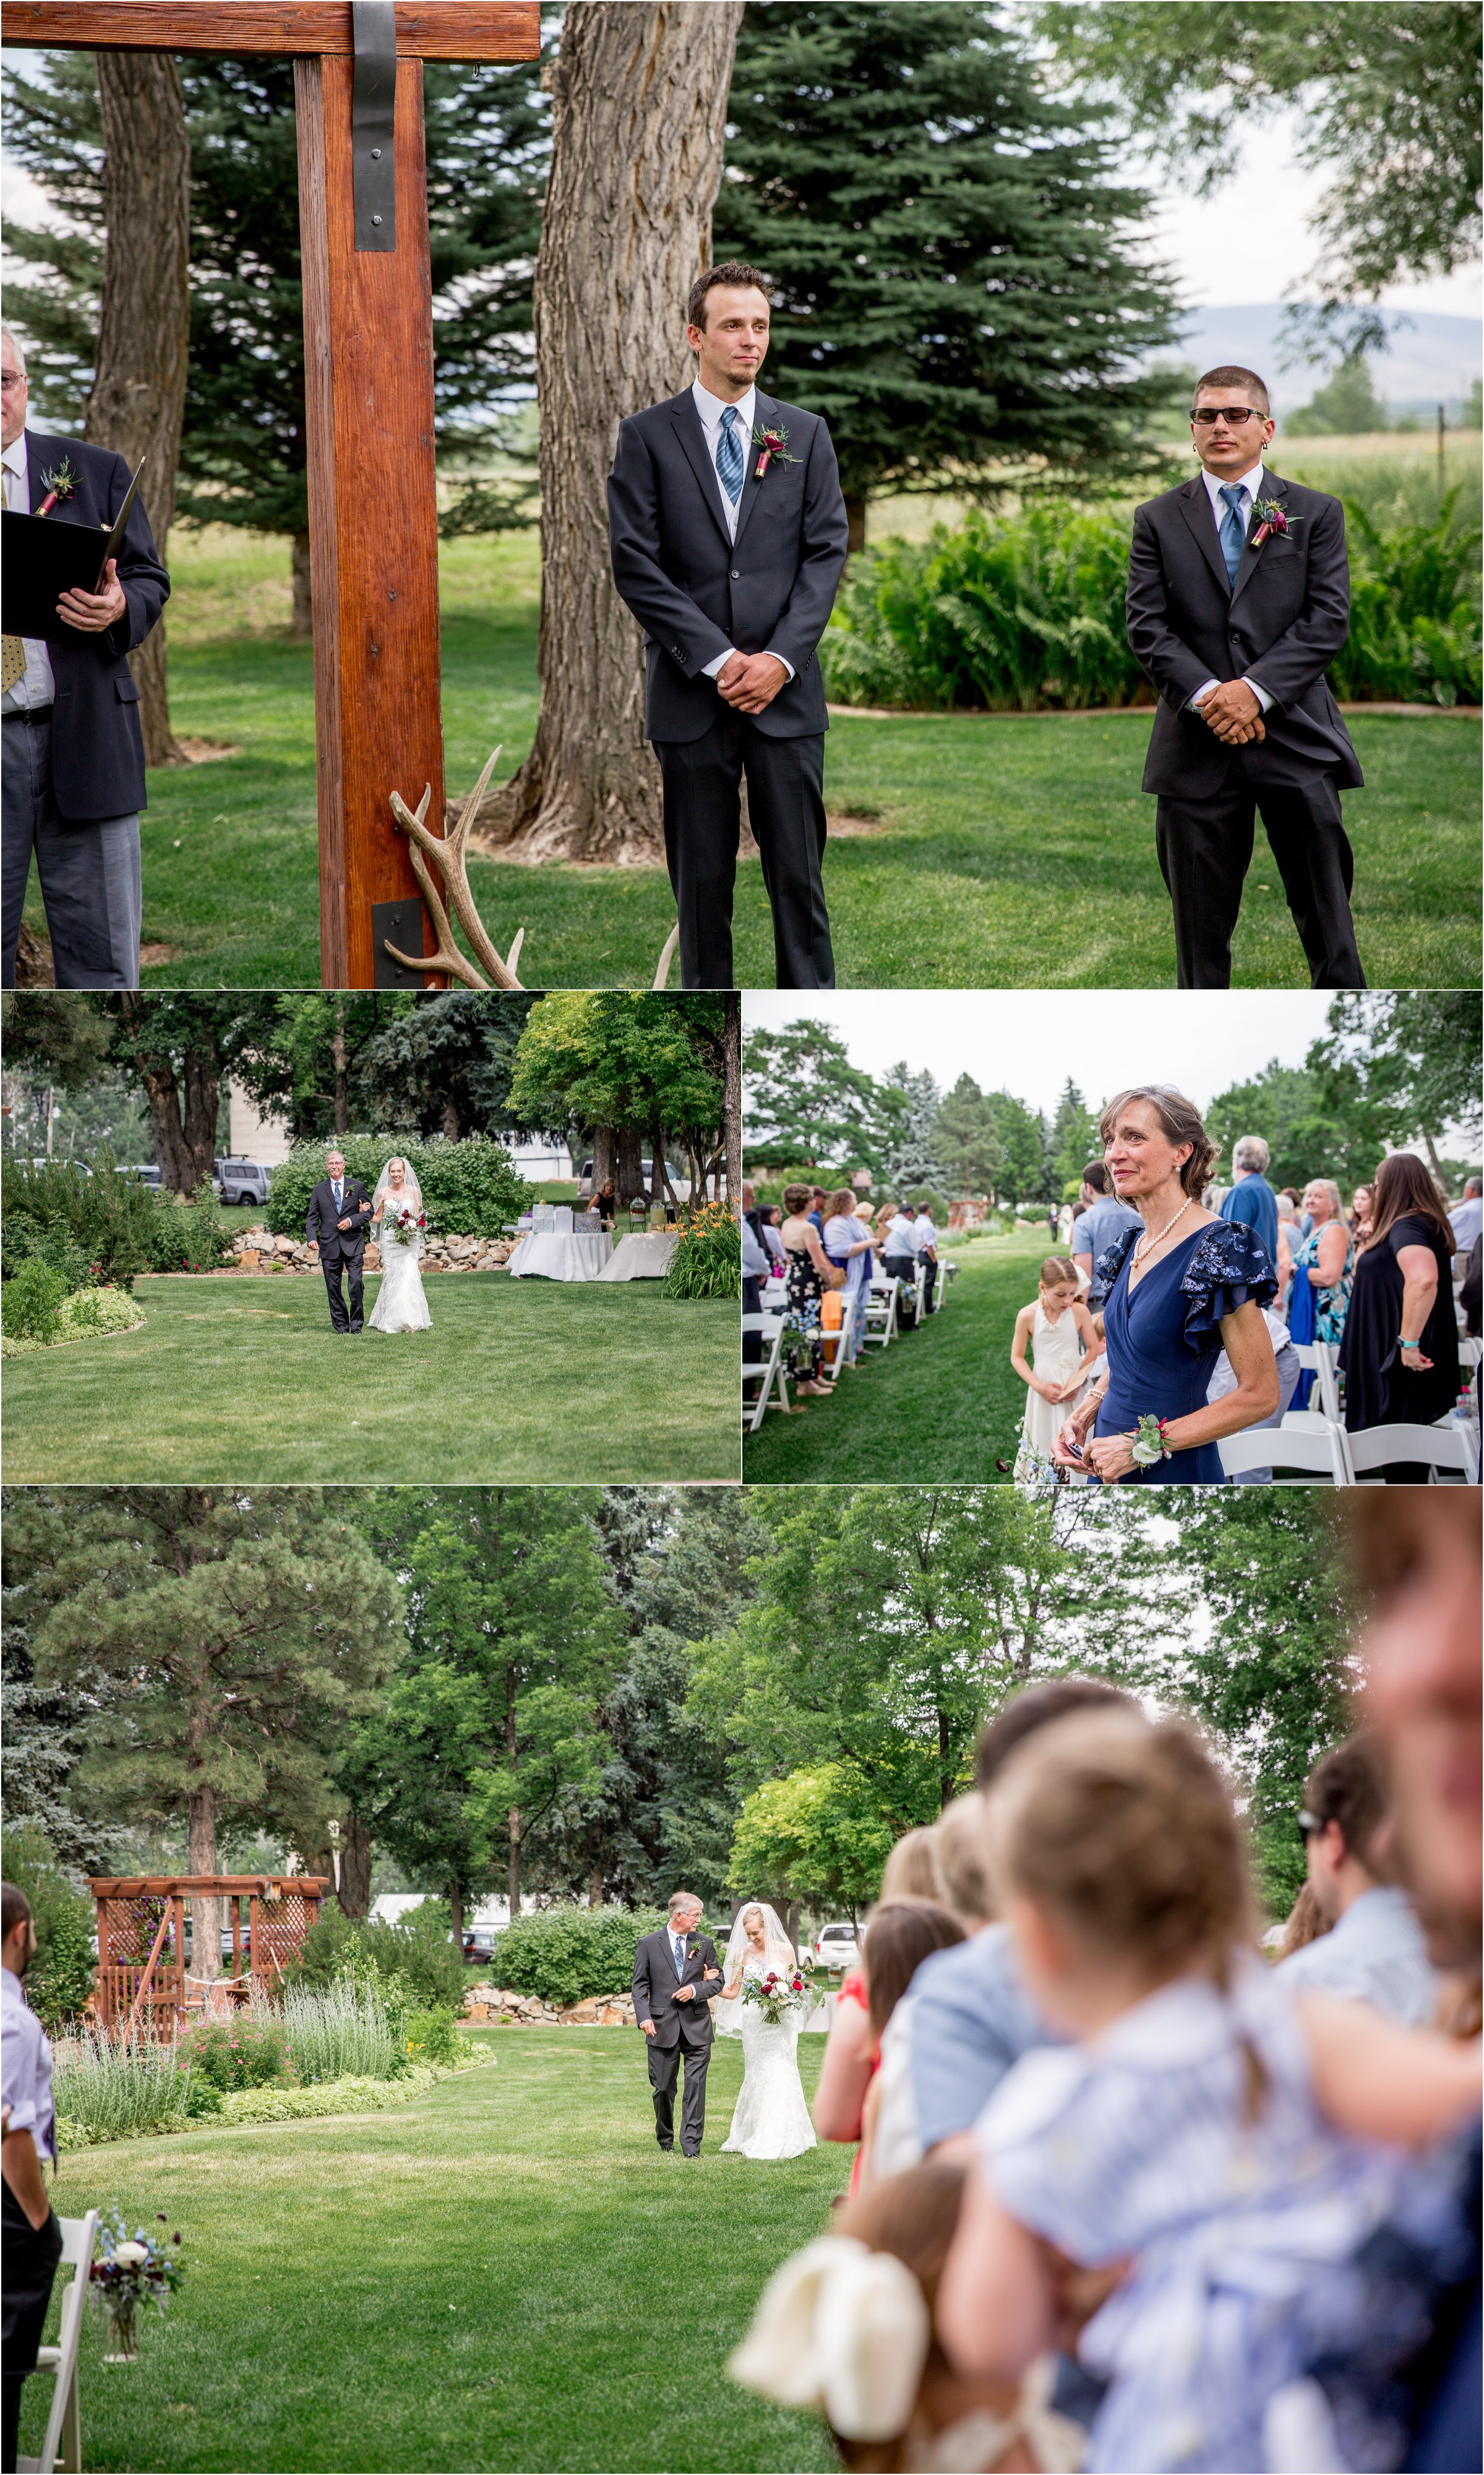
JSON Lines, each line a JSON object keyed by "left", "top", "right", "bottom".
{"left": 352, "top": 0, "right": 397, "bottom": 252}
{"left": 371, "top": 898, "right": 428, "bottom": 988}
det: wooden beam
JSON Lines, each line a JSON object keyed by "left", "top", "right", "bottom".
{"left": 297, "top": 49, "right": 445, "bottom": 984}
{"left": 124, "top": 1905, "right": 175, "bottom": 2039}
{"left": 1, "top": 3, "right": 539, "bottom": 62}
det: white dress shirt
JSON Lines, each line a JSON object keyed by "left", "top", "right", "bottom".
{"left": 2, "top": 431, "right": 58, "bottom": 711}
{"left": 690, "top": 377, "right": 794, "bottom": 686}
{"left": 915, "top": 1214, "right": 938, "bottom": 1257}
{"left": 1190, "top": 455, "right": 1273, "bottom": 713}
{"left": 885, "top": 1211, "right": 919, "bottom": 1257}
{"left": 1276, "top": 1885, "right": 1440, "bottom": 2027}
{"left": 1, "top": 1963, "right": 56, "bottom": 2163}
{"left": 742, "top": 1218, "right": 772, "bottom": 1281}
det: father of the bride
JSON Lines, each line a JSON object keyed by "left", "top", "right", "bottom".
{"left": 632, "top": 1892, "right": 724, "bottom": 2158}
{"left": 304, "top": 1150, "right": 374, "bottom": 1335}
{"left": 608, "top": 262, "right": 849, "bottom": 989}
{"left": 1126, "top": 364, "right": 1366, "bottom": 990}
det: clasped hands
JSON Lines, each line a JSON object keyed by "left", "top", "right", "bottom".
{"left": 716, "top": 651, "right": 788, "bottom": 715}
{"left": 1053, "top": 1400, "right": 1140, "bottom": 1483}
{"left": 1194, "top": 678, "right": 1265, "bottom": 746}
{"left": 57, "top": 556, "right": 127, "bottom": 635}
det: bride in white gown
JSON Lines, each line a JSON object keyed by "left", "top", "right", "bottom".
{"left": 367, "top": 1157, "right": 432, "bottom": 1335}
{"left": 716, "top": 1902, "right": 817, "bottom": 2161}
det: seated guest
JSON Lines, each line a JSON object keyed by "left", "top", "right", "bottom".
{"left": 591, "top": 1177, "right": 619, "bottom": 1227}
{"left": 1278, "top": 1735, "right": 1440, "bottom": 2024}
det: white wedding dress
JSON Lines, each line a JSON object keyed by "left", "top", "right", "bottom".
{"left": 367, "top": 1167, "right": 432, "bottom": 1335}
{"left": 716, "top": 1906, "right": 817, "bottom": 2162}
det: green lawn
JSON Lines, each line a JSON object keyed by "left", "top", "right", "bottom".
{"left": 31, "top": 525, "right": 1477, "bottom": 989}
{"left": 744, "top": 1228, "right": 1047, "bottom": 1481}
{"left": 1, "top": 1273, "right": 736, "bottom": 1483}
{"left": 22, "top": 2031, "right": 846, "bottom": 2474}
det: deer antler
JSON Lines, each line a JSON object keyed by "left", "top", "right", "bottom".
{"left": 385, "top": 747, "right": 682, "bottom": 995}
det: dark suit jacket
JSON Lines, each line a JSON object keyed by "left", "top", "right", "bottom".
{"left": 305, "top": 1178, "right": 374, "bottom": 1259}
{"left": 16, "top": 429, "right": 169, "bottom": 821}
{"left": 1126, "top": 468, "right": 1363, "bottom": 798}
{"left": 607, "top": 387, "right": 849, "bottom": 742}
{"left": 632, "top": 1927, "right": 725, "bottom": 2049}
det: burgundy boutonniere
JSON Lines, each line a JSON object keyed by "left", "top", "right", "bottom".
{"left": 1250, "top": 495, "right": 1300, "bottom": 549}
{"left": 36, "top": 455, "right": 77, "bottom": 517}
{"left": 751, "top": 421, "right": 797, "bottom": 481}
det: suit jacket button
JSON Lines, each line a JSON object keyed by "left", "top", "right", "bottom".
{"left": 730, "top": 569, "right": 740, "bottom": 579}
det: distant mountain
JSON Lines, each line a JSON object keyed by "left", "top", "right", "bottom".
{"left": 1159, "top": 304, "right": 1481, "bottom": 417}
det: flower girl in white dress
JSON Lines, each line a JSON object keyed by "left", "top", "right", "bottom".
{"left": 367, "top": 1157, "right": 432, "bottom": 1334}
{"left": 716, "top": 1903, "right": 818, "bottom": 2161}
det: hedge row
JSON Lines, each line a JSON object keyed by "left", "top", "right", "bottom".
{"left": 264, "top": 1136, "right": 530, "bottom": 1241}
{"left": 491, "top": 1905, "right": 692, "bottom": 2007}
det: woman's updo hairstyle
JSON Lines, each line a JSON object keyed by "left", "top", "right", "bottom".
{"left": 1098, "top": 1085, "right": 1216, "bottom": 1200}
{"left": 985, "top": 1708, "right": 1255, "bottom": 1990}
{"left": 741, "top": 1904, "right": 764, "bottom": 1932}
{"left": 782, "top": 1183, "right": 813, "bottom": 1215}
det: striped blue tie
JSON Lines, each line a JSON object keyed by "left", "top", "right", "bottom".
{"left": 716, "top": 404, "right": 744, "bottom": 506}
{"left": 1218, "top": 483, "right": 1247, "bottom": 590}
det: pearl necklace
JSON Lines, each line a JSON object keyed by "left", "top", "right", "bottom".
{"left": 1131, "top": 1197, "right": 1191, "bottom": 1269}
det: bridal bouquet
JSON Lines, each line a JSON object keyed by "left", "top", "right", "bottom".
{"left": 742, "top": 1961, "right": 816, "bottom": 2026}
{"left": 90, "top": 2208, "right": 186, "bottom": 2364}
{"left": 381, "top": 1205, "right": 426, "bottom": 1248}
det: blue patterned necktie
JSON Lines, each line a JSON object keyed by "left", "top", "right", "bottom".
{"left": 1217, "top": 483, "right": 1248, "bottom": 590}
{"left": 716, "top": 404, "right": 744, "bottom": 506}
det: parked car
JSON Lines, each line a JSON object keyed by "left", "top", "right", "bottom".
{"left": 129, "top": 1164, "right": 163, "bottom": 1187}
{"left": 215, "top": 1156, "right": 272, "bottom": 1207}
{"left": 812, "top": 1922, "right": 860, "bottom": 1974}
{"left": 462, "top": 1926, "right": 499, "bottom": 1965}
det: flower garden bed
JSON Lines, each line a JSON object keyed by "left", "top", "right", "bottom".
{"left": 56, "top": 2046, "right": 494, "bottom": 2150}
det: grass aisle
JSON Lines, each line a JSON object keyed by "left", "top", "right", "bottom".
{"left": 23, "top": 2031, "right": 846, "bottom": 2474}
{"left": 743, "top": 1230, "right": 1048, "bottom": 1482}
{"left": 1, "top": 1275, "right": 736, "bottom": 1483}
{"left": 51, "top": 531, "right": 1477, "bottom": 989}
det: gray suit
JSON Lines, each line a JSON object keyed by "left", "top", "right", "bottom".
{"left": 632, "top": 1926, "right": 725, "bottom": 2154}
{"left": 608, "top": 387, "right": 849, "bottom": 989}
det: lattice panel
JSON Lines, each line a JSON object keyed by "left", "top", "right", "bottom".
{"left": 253, "top": 1889, "right": 322, "bottom": 1978}
{"left": 100, "top": 1894, "right": 168, "bottom": 1968}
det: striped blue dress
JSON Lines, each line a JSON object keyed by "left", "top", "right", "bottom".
{"left": 977, "top": 1957, "right": 1407, "bottom": 2472}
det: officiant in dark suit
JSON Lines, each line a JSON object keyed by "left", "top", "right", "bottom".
{"left": 304, "top": 1151, "right": 375, "bottom": 1335}
{"left": 1, "top": 324, "right": 169, "bottom": 991}
{"left": 608, "top": 262, "right": 849, "bottom": 991}
{"left": 1126, "top": 364, "right": 1366, "bottom": 991}
{"left": 632, "top": 1893, "right": 726, "bottom": 2157}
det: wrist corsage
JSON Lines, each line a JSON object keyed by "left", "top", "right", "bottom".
{"left": 1130, "top": 1414, "right": 1173, "bottom": 1465}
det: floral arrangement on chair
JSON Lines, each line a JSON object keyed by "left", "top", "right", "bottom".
{"left": 90, "top": 2209, "right": 186, "bottom": 2363}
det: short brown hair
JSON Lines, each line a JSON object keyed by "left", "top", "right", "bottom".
{"left": 975, "top": 1677, "right": 1137, "bottom": 1791}
{"left": 1081, "top": 1160, "right": 1112, "bottom": 1194}
{"left": 1, "top": 1883, "right": 33, "bottom": 1943}
{"left": 1193, "top": 364, "right": 1270, "bottom": 416}
{"left": 1099, "top": 1086, "right": 1216, "bottom": 1200}
{"left": 935, "top": 1793, "right": 995, "bottom": 1926}
{"left": 1305, "top": 1735, "right": 1390, "bottom": 1879}
{"left": 689, "top": 261, "right": 770, "bottom": 330}
{"left": 862, "top": 1899, "right": 965, "bottom": 2042}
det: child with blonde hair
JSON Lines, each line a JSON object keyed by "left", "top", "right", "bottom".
{"left": 938, "top": 1709, "right": 1480, "bottom": 2473}
{"left": 1011, "top": 1261, "right": 1100, "bottom": 1491}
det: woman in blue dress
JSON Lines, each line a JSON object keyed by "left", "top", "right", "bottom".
{"left": 1054, "top": 1087, "right": 1280, "bottom": 1484}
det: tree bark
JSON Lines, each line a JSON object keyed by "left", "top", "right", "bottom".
{"left": 448, "top": 1881, "right": 465, "bottom": 1946}
{"left": 338, "top": 1812, "right": 372, "bottom": 1919}
{"left": 723, "top": 990, "right": 741, "bottom": 1203}
{"left": 505, "top": 1657, "right": 521, "bottom": 1914}
{"left": 587, "top": 1861, "right": 604, "bottom": 1909}
{"left": 591, "top": 1126, "right": 617, "bottom": 1191}
{"left": 332, "top": 1015, "right": 348, "bottom": 1135}
{"left": 291, "top": 532, "right": 313, "bottom": 637}
{"left": 85, "top": 50, "right": 191, "bottom": 770}
{"left": 471, "top": 1, "right": 745, "bottom": 863}
{"left": 617, "top": 1124, "right": 644, "bottom": 1204}
{"left": 844, "top": 494, "right": 867, "bottom": 557}
{"left": 187, "top": 1774, "right": 219, "bottom": 1983}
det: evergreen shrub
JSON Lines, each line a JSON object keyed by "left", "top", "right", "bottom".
{"left": 490, "top": 1905, "right": 683, "bottom": 2007}
{"left": 265, "top": 1137, "right": 530, "bottom": 1241}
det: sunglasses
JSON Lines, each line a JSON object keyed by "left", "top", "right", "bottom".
{"left": 1298, "top": 1809, "right": 1325, "bottom": 1840}
{"left": 1190, "top": 407, "right": 1265, "bottom": 426}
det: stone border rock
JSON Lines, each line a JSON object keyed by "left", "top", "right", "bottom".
{"left": 224, "top": 1226, "right": 518, "bottom": 1276}
{"left": 464, "top": 1983, "right": 638, "bottom": 2028}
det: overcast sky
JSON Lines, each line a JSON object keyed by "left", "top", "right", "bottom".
{"left": 744, "top": 990, "right": 1339, "bottom": 1119}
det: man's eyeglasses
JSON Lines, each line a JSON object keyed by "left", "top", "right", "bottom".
{"left": 1190, "top": 406, "right": 1264, "bottom": 426}
{"left": 1297, "top": 1808, "right": 1324, "bottom": 1840}
{"left": 0, "top": 373, "right": 23, "bottom": 393}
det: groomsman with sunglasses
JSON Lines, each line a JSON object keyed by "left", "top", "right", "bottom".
{"left": 1126, "top": 364, "right": 1366, "bottom": 990}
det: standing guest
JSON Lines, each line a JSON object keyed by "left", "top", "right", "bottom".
{"left": 1273, "top": 1190, "right": 1298, "bottom": 1307}
{"left": 742, "top": 1204, "right": 773, "bottom": 1387}
{"left": 822, "top": 1189, "right": 875, "bottom": 1367}
{"left": 1447, "top": 1175, "right": 1482, "bottom": 1273}
{"left": 1350, "top": 1184, "right": 1375, "bottom": 1250}
{"left": 1292, "top": 1179, "right": 1353, "bottom": 1345}
{"left": 760, "top": 1205, "right": 786, "bottom": 1269}
{"left": 1070, "top": 1160, "right": 1141, "bottom": 1287}
{"left": 607, "top": 262, "right": 847, "bottom": 990}
{"left": 779, "top": 1182, "right": 841, "bottom": 1399}
{"left": 1, "top": 324, "right": 169, "bottom": 991}
{"left": 854, "top": 1902, "right": 966, "bottom": 2192}
{"left": 1219, "top": 1134, "right": 1280, "bottom": 1265}
{"left": 1340, "top": 1152, "right": 1460, "bottom": 1481}
{"left": 882, "top": 1202, "right": 920, "bottom": 1327}
{"left": 1206, "top": 1299, "right": 1300, "bottom": 1484}
{"left": 880, "top": 1830, "right": 946, "bottom": 1908}
{"left": 1124, "top": 364, "right": 1366, "bottom": 991}
{"left": 1012, "top": 1258, "right": 1099, "bottom": 1490}
{"left": 1277, "top": 1736, "right": 1439, "bottom": 2025}
{"left": 914, "top": 1204, "right": 940, "bottom": 1316}
{"left": 808, "top": 1186, "right": 828, "bottom": 1232}
{"left": 1, "top": 1886, "right": 61, "bottom": 2475}
{"left": 1280, "top": 1185, "right": 1311, "bottom": 1237}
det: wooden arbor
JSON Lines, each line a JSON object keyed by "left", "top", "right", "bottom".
{"left": 89, "top": 1875, "right": 329, "bottom": 2033}
{"left": 3, "top": 1, "right": 541, "bottom": 988}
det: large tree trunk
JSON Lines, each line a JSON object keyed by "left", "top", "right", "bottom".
{"left": 332, "top": 1014, "right": 349, "bottom": 1135}
{"left": 338, "top": 1812, "right": 372, "bottom": 1920}
{"left": 448, "top": 1880, "right": 465, "bottom": 1946}
{"left": 471, "top": 1, "right": 745, "bottom": 863}
{"left": 85, "top": 50, "right": 191, "bottom": 770}
{"left": 844, "top": 494, "right": 867, "bottom": 557}
{"left": 505, "top": 1658, "right": 521, "bottom": 1915}
{"left": 187, "top": 1774, "right": 219, "bottom": 1984}
{"left": 617, "top": 1124, "right": 644, "bottom": 1205}
{"left": 723, "top": 991, "right": 741, "bottom": 1203}
{"left": 291, "top": 531, "right": 314, "bottom": 637}
{"left": 591, "top": 1126, "right": 617, "bottom": 1191}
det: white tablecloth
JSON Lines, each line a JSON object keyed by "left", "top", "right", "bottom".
{"left": 597, "top": 1231, "right": 679, "bottom": 1281}
{"left": 506, "top": 1231, "right": 613, "bottom": 1282}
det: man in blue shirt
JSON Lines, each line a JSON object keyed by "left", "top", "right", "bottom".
{"left": 1219, "top": 1134, "right": 1279, "bottom": 1263}
{"left": 2, "top": 1884, "right": 62, "bottom": 2475}
{"left": 1070, "top": 1161, "right": 1142, "bottom": 1286}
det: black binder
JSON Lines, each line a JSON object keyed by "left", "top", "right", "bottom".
{"left": 2, "top": 455, "right": 147, "bottom": 642}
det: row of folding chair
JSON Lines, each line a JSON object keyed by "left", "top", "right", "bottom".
{"left": 1220, "top": 1413, "right": 1478, "bottom": 1485}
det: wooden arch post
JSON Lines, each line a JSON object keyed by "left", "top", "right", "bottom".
{"left": 3, "top": 2, "right": 541, "bottom": 987}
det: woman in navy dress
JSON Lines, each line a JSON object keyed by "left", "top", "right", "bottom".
{"left": 1055, "top": 1087, "right": 1280, "bottom": 1484}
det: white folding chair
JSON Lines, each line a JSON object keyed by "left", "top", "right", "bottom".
{"left": 1345, "top": 1422, "right": 1479, "bottom": 1484}
{"left": 1293, "top": 1341, "right": 1342, "bottom": 1425}
{"left": 863, "top": 1277, "right": 899, "bottom": 1349}
{"left": 17, "top": 2209, "right": 98, "bottom": 2475}
{"left": 742, "top": 1313, "right": 788, "bottom": 1433}
{"left": 759, "top": 1275, "right": 787, "bottom": 1312}
{"left": 1459, "top": 1337, "right": 1482, "bottom": 1370}
{"left": 910, "top": 1261, "right": 928, "bottom": 1327}
{"left": 1220, "top": 1426, "right": 1352, "bottom": 1484}
{"left": 822, "top": 1285, "right": 859, "bottom": 1384}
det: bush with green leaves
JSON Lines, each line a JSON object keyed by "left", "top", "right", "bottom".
{"left": 147, "top": 1187, "right": 235, "bottom": 1274}
{"left": 0, "top": 1824, "right": 97, "bottom": 2030}
{"left": 265, "top": 1136, "right": 530, "bottom": 1241}
{"left": 662, "top": 1201, "right": 741, "bottom": 1300}
{"left": 2, "top": 1283, "right": 144, "bottom": 1356}
{"left": 53, "top": 2025, "right": 191, "bottom": 2145}
{"left": 176, "top": 2012, "right": 293, "bottom": 2095}
{"left": 489, "top": 1905, "right": 682, "bottom": 2007}
{"left": 1, "top": 1256, "right": 70, "bottom": 1343}
{"left": 1, "top": 1155, "right": 155, "bottom": 1287}
{"left": 404, "top": 2005, "right": 463, "bottom": 2067}
{"left": 274, "top": 1981, "right": 402, "bottom": 2084}
{"left": 823, "top": 496, "right": 1483, "bottom": 712}
{"left": 283, "top": 1896, "right": 466, "bottom": 2013}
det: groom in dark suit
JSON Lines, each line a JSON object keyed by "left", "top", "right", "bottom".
{"left": 304, "top": 1150, "right": 374, "bottom": 1334}
{"left": 608, "top": 262, "right": 849, "bottom": 990}
{"left": 1126, "top": 364, "right": 1366, "bottom": 990}
{"left": 632, "top": 1892, "right": 726, "bottom": 2157}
